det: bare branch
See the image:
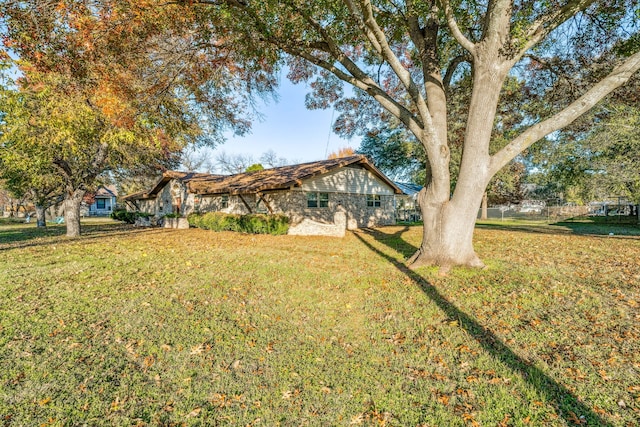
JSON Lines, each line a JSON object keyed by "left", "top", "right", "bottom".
{"left": 281, "top": 44, "right": 424, "bottom": 138}
{"left": 443, "top": 54, "right": 470, "bottom": 92}
{"left": 344, "top": 0, "right": 433, "bottom": 139}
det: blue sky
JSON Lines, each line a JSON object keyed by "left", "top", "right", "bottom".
{"left": 214, "top": 77, "right": 356, "bottom": 165}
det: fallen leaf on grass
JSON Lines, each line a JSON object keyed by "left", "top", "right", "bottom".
{"left": 462, "top": 413, "right": 479, "bottom": 427}
{"left": 349, "top": 414, "right": 364, "bottom": 425}
{"left": 437, "top": 394, "right": 450, "bottom": 405}
{"left": 190, "top": 344, "right": 204, "bottom": 355}
{"left": 568, "top": 411, "right": 586, "bottom": 424}
{"left": 498, "top": 414, "right": 510, "bottom": 427}
{"left": 186, "top": 407, "right": 201, "bottom": 418}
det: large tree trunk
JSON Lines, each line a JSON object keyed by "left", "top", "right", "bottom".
{"left": 408, "top": 48, "right": 507, "bottom": 271}
{"left": 408, "top": 186, "right": 486, "bottom": 271}
{"left": 35, "top": 205, "right": 46, "bottom": 228}
{"left": 63, "top": 189, "right": 85, "bottom": 237}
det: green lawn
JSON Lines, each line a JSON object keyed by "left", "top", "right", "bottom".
{"left": 1, "top": 219, "right": 638, "bottom": 426}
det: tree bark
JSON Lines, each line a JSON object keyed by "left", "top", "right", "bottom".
{"left": 63, "top": 189, "right": 85, "bottom": 237}
{"left": 35, "top": 205, "right": 47, "bottom": 228}
{"left": 408, "top": 185, "right": 486, "bottom": 272}
{"left": 481, "top": 192, "right": 488, "bottom": 220}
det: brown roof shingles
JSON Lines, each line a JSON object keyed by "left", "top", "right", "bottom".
{"left": 123, "top": 155, "right": 402, "bottom": 200}
{"left": 189, "top": 155, "right": 403, "bottom": 195}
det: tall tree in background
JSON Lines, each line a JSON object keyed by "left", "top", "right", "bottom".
{"left": 585, "top": 106, "right": 640, "bottom": 204}
{"left": 328, "top": 147, "right": 356, "bottom": 159}
{"left": 0, "top": 68, "right": 182, "bottom": 235}
{"left": 177, "top": 0, "right": 640, "bottom": 269}
{"left": 0, "top": 144, "right": 63, "bottom": 228}
{"left": 528, "top": 72, "right": 640, "bottom": 205}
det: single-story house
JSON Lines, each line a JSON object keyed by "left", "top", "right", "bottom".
{"left": 122, "top": 155, "right": 404, "bottom": 233}
{"left": 86, "top": 185, "right": 118, "bottom": 216}
{"left": 394, "top": 182, "right": 423, "bottom": 222}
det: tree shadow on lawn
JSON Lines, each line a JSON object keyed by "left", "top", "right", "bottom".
{"left": 353, "top": 227, "right": 612, "bottom": 426}
{"left": 0, "top": 222, "right": 165, "bottom": 252}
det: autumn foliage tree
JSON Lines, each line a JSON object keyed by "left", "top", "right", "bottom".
{"left": 1, "top": 0, "right": 275, "bottom": 236}
{"left": 328, "top": 147, "right": 356, "bottom": 159}
{"left": 175, "top": 0, "right": 640, "bottom": 269}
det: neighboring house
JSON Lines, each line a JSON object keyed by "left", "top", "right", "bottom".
{"left": 394, "top": 182, "right": 423, "bottom": 209}
{"left": 87, "top": 185, "right": 118, "bottom": 216}
{"left": 122, "top": 155, "right": 404, "bottom": 233}
{"left": 394, "top": 182, "right": 423, "bottom": 222}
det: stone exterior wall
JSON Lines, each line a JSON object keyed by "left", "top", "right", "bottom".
{"left": 137, "top": 199, "right": 157, "bottom": 215}
{"left": 132, "top": 178, "right": 397, "bottom": 230}
{"left": 288, "top": 211, "right": 347, "bottom": 237}
{"left": 192, "top": 193, "right": 260, "bottom": 216}
{"left": 207, "top": 189, "right": 395, "bottom": 229}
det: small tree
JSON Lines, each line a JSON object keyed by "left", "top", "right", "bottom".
{"left": 328, "top": 147, "right": 356, "bottom": 159}
{"left": 245, "top": 163, "right": 265, "bottom": 172}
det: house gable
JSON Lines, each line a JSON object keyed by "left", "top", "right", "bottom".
{"left": 300, "top": 164, "right": 395, "bottom": 195}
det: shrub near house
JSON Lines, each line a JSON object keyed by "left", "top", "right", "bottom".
{"left": 188, "top": 212, "right": 289, "bottom": 235}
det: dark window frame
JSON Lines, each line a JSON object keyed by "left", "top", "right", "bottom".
{"left": 307, "top": 192, "right": 329, "bottom": 208}
{"left": 367, "top": 194, "right": 381, "bottom": 208}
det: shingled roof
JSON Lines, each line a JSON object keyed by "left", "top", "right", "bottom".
{"left": 188, "top": 155, "right": 403, "bottom": 196}
{"left": 121, "top": 171, "right": 223, "bottom": 201}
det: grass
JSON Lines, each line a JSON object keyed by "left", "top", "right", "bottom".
{"left": 0, "top": 218, "right": 639, "bottom": 426}
{"left": 477, "top": 216, "right": 640, "bottom": 237}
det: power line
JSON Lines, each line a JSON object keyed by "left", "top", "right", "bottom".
{"left": 324, "top": 108, "right": 335, "bottom": 159}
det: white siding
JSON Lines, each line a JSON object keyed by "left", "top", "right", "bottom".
{"left": 300, "top": 166, "right": 394, "bottom": 195}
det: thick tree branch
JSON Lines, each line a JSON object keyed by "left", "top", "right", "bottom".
{"left": 482, "top": 0, "right": 513, "bottom": 47}
{"left": 438, "top": 0, "right": 475, "bottom": 54}
{"left": 490, "top": 50, "right": 640, "bottom": 176}
{"left": 282, "top": 45, "right": 425, "bottom": 138}
{"left": 443, "top": 54, "right": 470, "bottom": 92}
{"left": 343, "top": 0, "right": 432, "bottom": 130}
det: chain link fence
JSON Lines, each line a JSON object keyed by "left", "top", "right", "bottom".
{"left": 477, "top": 205, "right": 590, "bottom": 222}
{"left": 396, "top": 203, "right": 639, "bottom": 224}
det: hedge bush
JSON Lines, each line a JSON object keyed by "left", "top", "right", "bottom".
{"left": 111, "top": 209, "right": 152, "bottom": 224}
{"left": 188, "top": 212, "right": 289, "bottom": 235}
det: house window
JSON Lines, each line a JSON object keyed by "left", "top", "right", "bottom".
{"left": 307, "top": 192, "right": 328, "bottom": 208}
{"left": 367, "top": 194, "right": 381, "bottom": 207}
{"left": 256, "top": 198, "right": 268, "bottom": 213}
{"left": 221, "top": 195, "right": 229, "bottom": 209}
{"left": 96, "top": 199, "right": 106, "bottom": 209}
